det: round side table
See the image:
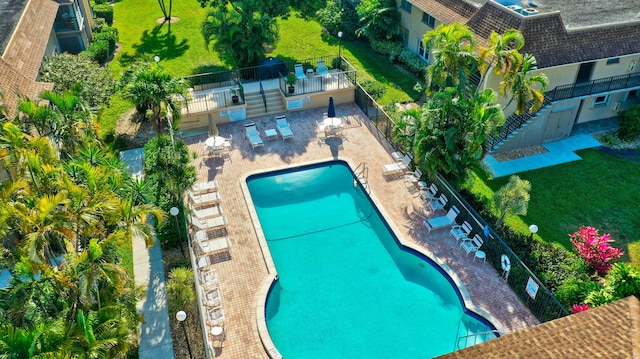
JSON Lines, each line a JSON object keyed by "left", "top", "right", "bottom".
{"left": 211, "top": 326, "right": 225, "bottom": 346}
{"left": 474, "top": 250, "right": 486, "bottom": 262}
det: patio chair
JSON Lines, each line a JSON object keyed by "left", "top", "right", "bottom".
{"left": 450, "top": 221, "right": 473, "bottom": 243}
{"left": 382, "top": 154, "right": 412, "bottom": 176}
{"left": 201, "top": 287, "right": 222, "bottom": 307}
{"left": 244, "top": 122, "right": 264, "bottom": 149}
{"left": 206, "top": 307, "right": 225, "bottom": 327}
{"left": 197, "top": 236, "right": 232, "bottom": 257}
{"left": 294, "top": 64, "right": 306, "bottom": 80}
{"left": 189, "top": 202, "right": 222, "bottom": 219}
{"left": 188, "top": 190, "right": 221, "bottom": 207}
{"left": 191, "top": 180, "right": 218, "bottom": 194}
{"left": 424, "top": 205, "right": 460, "bottom": 233}
{"left": 460, "top": 234, "right": 484, "bottom": 256}
{"left": 405, "top": 168, "right": 423, "bottom": 183}
{"left": 316, "top": 60, "right": 329, "bottom": 77}
{"left": 428, "top": 194, "right": 448, "bottom": 213}
{"left": 420, "top": 183, "right": 439, "bottom": 201}
{"left": 276, "top": 116, "right": 294, "bottom": 140}
{"left": 198, "top": 268, "right": 219, "bottom": 289}
{"left": 223, "top": 135, "right": 233, "bottom": 151}
{"left": 188, "top": 214, "right": 227, "bottom": 231}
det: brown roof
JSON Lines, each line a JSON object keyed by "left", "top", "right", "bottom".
{"left": 410, "top": 0, "right": 478, "bottom": 25}
{"left": 0, "top": 0, "right": 58, "bottom": 116}
{"left": 411, "top": 0, "right": 640, "bottom": 68}
{"left": 437, "top": 295, "right": 640, "bottom": 359}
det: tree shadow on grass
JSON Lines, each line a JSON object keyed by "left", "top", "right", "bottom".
{"left": 118, "top": 23, "right": 189, "bottom": 67}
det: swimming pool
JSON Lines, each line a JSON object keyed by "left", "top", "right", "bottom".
{"left": 247, "top": 161, "right": 497, "bottom": 358}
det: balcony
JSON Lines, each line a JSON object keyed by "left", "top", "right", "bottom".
{"left": 548, "top": 72, "right": 640, "bottom": 101}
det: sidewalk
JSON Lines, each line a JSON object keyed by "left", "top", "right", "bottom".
{"left": 121, "top": 148, "right": 175, "bottom": 359}
{"left": 484, "top": 134, "right": 603, "bottom": 177}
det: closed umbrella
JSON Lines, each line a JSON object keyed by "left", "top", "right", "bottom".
{"left": 328, "top": 96, "right": 336, "bottom": 118}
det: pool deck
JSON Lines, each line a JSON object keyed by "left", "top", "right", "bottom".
{"left": 184, "top": 103, "right": 539, "bottom": 358}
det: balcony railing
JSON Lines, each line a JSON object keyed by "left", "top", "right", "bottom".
{"left": 548, "top": 72, "right": 640, "bottom": 101}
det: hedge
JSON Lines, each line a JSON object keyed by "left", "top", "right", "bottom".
{"left": 93, "top": 4, "right": 113, "bottom": 25}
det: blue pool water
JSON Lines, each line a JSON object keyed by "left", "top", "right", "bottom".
{"left": 247, "top": 161, "right": 495, "bottom": 358}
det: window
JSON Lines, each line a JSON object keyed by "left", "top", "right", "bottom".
{"left": 417, "top": 40, "right": 428, "bottom": 61}
{"left": 422, "top": 12, "right": 435, "bottom": 27}
{"left": 401, "top": 0, "right": 412, "bottom": 13}
{"left": 399, "top": 27, "right": 409, "bottom": 47}
{"left": 623, "top": 90, "right": 639, "bottom": 102}
{"left": 606, "top": 58, "right": 620, "bottom": 65}
{"left": 592, "top": 94, "right": 610, "bottom": 108}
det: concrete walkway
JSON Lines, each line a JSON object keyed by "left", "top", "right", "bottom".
{"left": 120, "top": 149, "right": 175, "bottom": 359}
{"left": 484, "top": 134, "right": 603, "bottom": 177}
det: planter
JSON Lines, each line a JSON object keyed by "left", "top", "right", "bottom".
{"left": 232, "top": 95, "right": 239, "bottom": 104}
{"left": 288, "top": 86, "right": 295, "bottom": 94}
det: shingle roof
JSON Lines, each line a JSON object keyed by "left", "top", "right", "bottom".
{"left": 410, "top": 0, "right": 478, "bottom": 25}
{"left": 437, "top": 295, "right": 640, "bottom": 359}
{"left": 0, "top": 0, "right": 30, "bottom": 56}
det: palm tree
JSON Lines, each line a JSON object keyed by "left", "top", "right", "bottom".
{"left": 72, "top": 239, "right": 128, "bottom": 310}
{"left": 202, "top": 0, "right": 279, "bottom": 68}
{"left": 109, "top": 197, "right": 165, "bottom": 248}
{"left": 477, "top": 29, "right": 524, "bottom": 92}
{"left": 166, "top": 267, "right": 196, "bottom": 314}
{"left": 356, "top": 0, "right": 401, "bottom": 41}
{"left": 423, "top": 23, "right": 478, "bottom": 93}
{"left": 122, "top": 66, "right": 186, "bottom": 135}
{"left": 0, "top": 320, "right": 68, "bottom": 358}
{"left": 500, "top": 54, "right": 549, "bottom": 114}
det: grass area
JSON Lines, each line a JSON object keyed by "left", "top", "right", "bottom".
{"left": 272, "top": 15, "right": 422, "bottom": 104}
{"left": 464, "top": 148, "right": 640, "bottom": 267}
{"left": 119, "top": 238, "right": 135, "bottom": 280}
{"left": 110, "top": 0, "right": 219, "bottom": 77}
{"left": 98, "top": 93, "right": 132, "bottom": 141}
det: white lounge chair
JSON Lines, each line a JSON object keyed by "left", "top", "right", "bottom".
{"left": 188, "top": 215, "right": 227, "bottom": 231}
{"left": 206, "top": 307, "right": 225, "bottom": 326}
{"left": 189, "top": 202, "right": 222, "bottom": 219}
{"left": 450, "top": 221, "right": 473, "bottom": 243}
{"left": 276, "top": 116, "right": 294, "bottom": 140}
{"left": 199, "top": 268, "right": 219, "bottom": 289}
{"left": 460, "top": 234, "right": 484, "bottom": 256}
{"left": 201, "top": 287, "right": 222, "bottom": 307}
{"left": 405, "top": 168, "right": 423, "bottom": 183}
{"left": 424, "top": 205, "right": 460, "bottom": 233}
{"left": 428, "top": 194, "right": 448, "bottom": 213}
{"left": 188, "top": 190, "right": 221, "bottom": 207}
{"left": 191, "top": 180, "right": 218, "bottom": 194}
{"left": 294, "top": 64, "right": 306, "bottom": 80}
{"left": 420, "top": 183, "right": 439, "bottom": 201}
{"left": 382, "top": 154, "right": 412, "bottom": 175}
{"left": 244, "top": 123, "right": 264, "bottom": 149}
{"left": 316, "top": 60, "right": 329, "bottom": 77}
{"left": 197, "top": 236, "right": 231, "bottom": 257}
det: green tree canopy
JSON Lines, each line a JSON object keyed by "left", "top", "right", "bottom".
{"left": 356, "top": 0, "right": 401, "bottom": 41}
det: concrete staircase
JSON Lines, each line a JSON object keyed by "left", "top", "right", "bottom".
{"left": 245, "top": 88, "right": 286, "bottom": 119}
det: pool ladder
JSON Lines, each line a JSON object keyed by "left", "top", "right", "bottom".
{"left": 353, "top": 162, "right": 370, "bottom": 194}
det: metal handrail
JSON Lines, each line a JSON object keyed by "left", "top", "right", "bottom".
{"left": 259, "top": 81, "right": 267, "bottom": 111}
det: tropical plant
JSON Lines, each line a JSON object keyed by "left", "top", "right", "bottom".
{"left": 423, "top": 23, "right": 477, "bottom": 93}
{"left": 39, "top": 54, "right": 117, "bottom": 109}
{"left": 202, "top": 0, "right": 279, "bottom": 68}
{"left": 143, "top": 135, "right": 196, "bottom": 206}
{"left": 493, "top": 175, "right": 531, "bottom": 228}
{"left": 121, "top": 64, "right": 186, "bottom": 134}
{"left": 355, "top": 0, "right": 401, "bottom": 41}
{"left": 477, "top": 29, "right": 524, "bottom": 92}
{"left": 570, "top": 226, "right": 624, "bottom": 276}
{"left": 199, "top": 0, "right": 290, "bottom": 18}
{"left": 166, "top": 267, "right": 196, "bottom": 314}
{"left": 617, "top": 104, "right": 640, "bottom": 141}
{"left": 316, "top": 0, "right": 359, "bottom": 39}
{"left": 500, "top": 54, "right": 549, "bottom": 114}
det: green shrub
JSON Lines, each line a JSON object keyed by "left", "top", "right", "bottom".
{"left": 94, "top": 0, "right": 107, "bottom": 4}
{"left": 93, "top": 26, "right": 119, "bottom": 54}
{"left": 93, "top": 17, "right": 107, "bottom": 32}
{"left": 360, "top": 79, "right": 386, "bottom": 100}
{"left": 399, "top": 50, "right": 428, "bottom": 76}
{"left": 80, "top": 40, "right": 110, "bottom": 64}
{"left": 617, "top": 104, "right": 640, "bottom": 141}
{"left": 600, "top": 131, "right": 623, "bottom": 146}
{"left": 316, "top": 0, "right": 359, "bottom": 40}
{"left": 370, "top": 39, "right": 404, "bottom": 56}
{"left": 555, "top": 278, "right": 600, "bottom": 308}
{"left": 93, "top": 4, "right": 114, "bottom": 25}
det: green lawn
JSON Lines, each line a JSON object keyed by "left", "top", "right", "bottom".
{"left": 110, "top": 0, "right": 219, "bottom": 77}
{"left": 465, "top": 148, "right": 640, "bottom": 267}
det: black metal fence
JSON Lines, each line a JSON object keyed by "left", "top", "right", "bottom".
{"left": 354, "top": 87, "right": 570, "bottom": 323}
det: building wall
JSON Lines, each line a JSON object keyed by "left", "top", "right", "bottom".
{"left": 397, "top": 0, "right": 440, "bottom": 59}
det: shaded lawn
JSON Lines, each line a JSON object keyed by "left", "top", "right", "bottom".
{"left": 466, "top": 148, "right": 640, "bottom": 267}
{"left": 110, "top": 0, "right": 219, "bottom": 77}
{"left": 273, "top": 14, "right": 423, "bottom": 105}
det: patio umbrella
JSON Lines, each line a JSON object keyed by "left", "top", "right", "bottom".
{"left": 328, "top": 96, "right": 336, "bottom": 118}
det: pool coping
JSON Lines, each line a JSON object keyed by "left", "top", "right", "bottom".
{"left": 240, "top": 157, "right": 506, "bottom": 359}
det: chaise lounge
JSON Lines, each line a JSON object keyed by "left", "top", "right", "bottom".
{"left": 424, "top": 205, "right": 460, "bottom": 233}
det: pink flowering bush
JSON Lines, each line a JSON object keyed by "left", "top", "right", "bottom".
{"left": 570, "top": 226, "right": 624, "bottom": 276}
{"left": 571, "top": 303, "right": 590, "bottom": 313}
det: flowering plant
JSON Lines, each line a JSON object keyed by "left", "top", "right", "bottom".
{"left": 571, "top": 303, "right": 590, "bottom": 313}
{"left": 570, "top": 226, "right": 623, "bottom": 276}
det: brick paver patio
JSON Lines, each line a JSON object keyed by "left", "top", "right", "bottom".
{"left": 183, "top": 103, "right": 539, "bottom": 358}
